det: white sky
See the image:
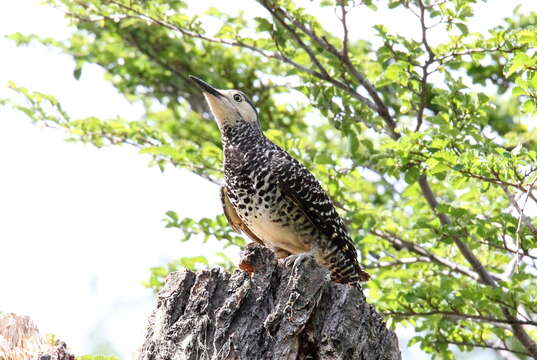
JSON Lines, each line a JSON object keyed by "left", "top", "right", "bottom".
{"left": 0, "top": 1, "right": 225, "bottom": 357}
{"left": 1, "top": 0, "right": 536, "bottom": 359}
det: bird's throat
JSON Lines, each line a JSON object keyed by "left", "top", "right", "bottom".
{"left": 221, "top": 121, "right": 264, "bottom": 148}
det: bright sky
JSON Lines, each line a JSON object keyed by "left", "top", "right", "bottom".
{"left": 0, "top": 1, "right": 225, "bottom": 357}
{"left": 1, "top": 0, "right": 536, "bottom": 359}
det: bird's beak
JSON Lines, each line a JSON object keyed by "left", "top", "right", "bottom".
{"left": 190, "top": 76, "right": 223, "bottom": 98}
{"left": 190, "top": 75, "right": 233, "bottom": 128}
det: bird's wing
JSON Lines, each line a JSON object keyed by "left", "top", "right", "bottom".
{"left": 220, "top": 186, "right": 265, "bottom": 246}
{"left": 275, "top": 154, "right": 370, "bottom": 283}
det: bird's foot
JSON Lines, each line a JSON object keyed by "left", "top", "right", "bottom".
{"left": 274, "top": 248, "right": 292, "bottom": 259}
{"left": 281, "top": 253, "right": 315, "bottom": 296}
{"left": 283, "top": 252, "right": 314, "bottom": 272}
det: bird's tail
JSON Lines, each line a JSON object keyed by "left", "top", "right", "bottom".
{"left": 320, "top": 242, "right": 370, "bottom": 284}
{"left": 357, "top": 268, "right": 371, "bottom": 282}
{"left": 331, "top": 265, "right": 370, "bottom": 284}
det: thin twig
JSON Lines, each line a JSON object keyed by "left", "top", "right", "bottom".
{"left": 383, "top": 310, "right": 537, "bottom": 327}
{"left": 364, "top": 256, "right": 429, "bottom": 269}
{"left": 370, "top": 230, "right": 508, "bottom": 283}
{"left": 514, "top": 176, "right": 537, "bottom": 271}
{"left": 414, "top": 0, "right": 435, "bottom": 131}
{"left": 338, "top": 0, "right": 349, "bottom": 58}
{"left": 439, "top": 340, "right": 530, "bottom": 357}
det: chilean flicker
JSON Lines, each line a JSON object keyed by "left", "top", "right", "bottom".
{"left": 190, "top": 76, "right": 370, "bottom": 284}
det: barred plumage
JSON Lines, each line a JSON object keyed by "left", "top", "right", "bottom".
{"left": 191, "top": 76, "right": 370, "bottom": 284}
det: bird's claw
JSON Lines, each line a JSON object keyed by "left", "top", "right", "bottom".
{"left": 283, "top": 253, "right": 313, "bottom": 269}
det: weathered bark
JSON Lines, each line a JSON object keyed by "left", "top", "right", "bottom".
{"left": 0, "top": 313, "right": 74, "bottom": 360}
{"left": 138, "top": 243, "right": 400, "bottom": 360}
{"left": 35, "top": 342, "right": 74, "bottom": 360}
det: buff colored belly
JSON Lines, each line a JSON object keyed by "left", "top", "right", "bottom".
{"left": 246, "top": 216, "right": 311, "bottom": 255}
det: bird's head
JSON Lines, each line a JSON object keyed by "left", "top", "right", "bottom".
{"left": 190, "top": 76, "right": 259, "bottom": 131}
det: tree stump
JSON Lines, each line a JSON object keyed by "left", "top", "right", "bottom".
{"left": 137, "top": 243, "right": 401, "bottom": 360}
{"left": 0, "top": 313, "right": 74, "bottom": 360}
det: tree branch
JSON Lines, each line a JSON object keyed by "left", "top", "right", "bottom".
{"left": 104, "top": 1, "right": 337, "bottom": 82}
{"left": 418, "top": 175, "right": 498, "bottom": 281}
{"left": 439, "top": 340, "right": 530, "bottom": 357}
{"left": 337, "top": 0, "right": 350, "bottom": 59}
{"left": 383, "top": 310, "right": 537, "bottom": 327}
{"left": 458, "top": 168, "right": 537, "bottom": 202}
{"left": 264, "top": 4, "right": 330, "bottom": 78}
{"left": 418, "top": 174, "right": 537, "bottom": 357}
{"left": 500, "top": 184, "right": 537, "bottom": 276}
{"left": 414, "top": 0, "right": 435, "bottom": 131}
{"left": 112, "top": 1, "right": 385, "bottom": 117}
{"left": 364, "top": 256, "right": 429, "bottom": 269}
{"left": 369, "top": 230, "right": 507, "bottom": 283}
{"left": 258, "top": 0, "right": 399, "bottom": 139}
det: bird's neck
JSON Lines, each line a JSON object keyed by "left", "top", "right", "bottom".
{"left": 221, "top": 121, "right": 265, "bottom": 149}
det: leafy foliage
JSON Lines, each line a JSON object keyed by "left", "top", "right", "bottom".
{"left": 77, "top": 356, "right": 120, "bottom": 360}
{"left": 4, "top": 0, "right": 537, "bottom": 358}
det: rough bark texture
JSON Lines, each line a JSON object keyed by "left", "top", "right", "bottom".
{"left": 0, "top": 313, "right": 75, "bottom": 360}
{"left": 35, "top": 342, "right": 75, "bottom": 360}
{"left": 138, "top": 243, "right": 400, "bottom": 360}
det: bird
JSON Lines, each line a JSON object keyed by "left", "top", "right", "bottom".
{"left": 190, "top": 76, "right": 370, "bottom": 285}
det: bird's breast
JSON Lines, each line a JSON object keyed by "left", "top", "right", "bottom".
{"left": 224, "top": 144, "right": 314, "bottom": 255}
{"left": 227, "top": 181, "right": 313, "bottom": 255}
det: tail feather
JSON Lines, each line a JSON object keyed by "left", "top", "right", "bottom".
{"left": 326, "top": 255, "right": 370, "bottom": 284}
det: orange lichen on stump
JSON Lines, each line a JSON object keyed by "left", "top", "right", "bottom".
{"left": 239, "top": 259, "right": 255, "bottom": 275}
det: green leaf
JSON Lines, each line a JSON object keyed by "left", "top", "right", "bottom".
{"left": 455, "top": 22, "right": 469, "bottom": 35}
{"left": 522, "top": 99, "right": 536, "bottom": 114}
{"left": 384, "top": 63, "right": 406, "bottom": 84}
{"left": 404, "top": 167, "right": 420, "bottom": 184}
{"left": 254, "top": 17, "right": 273, "bottom": 33}
{"left": 73, "top": 66, "right": 82, "bottom": 80}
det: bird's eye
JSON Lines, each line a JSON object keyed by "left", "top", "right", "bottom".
{"left": 233, "top": 94, "right": 242, "bottom": 102}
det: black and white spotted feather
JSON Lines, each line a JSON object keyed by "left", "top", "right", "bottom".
{"left": 219, "top": 104, "right": 370, "bottom": 284}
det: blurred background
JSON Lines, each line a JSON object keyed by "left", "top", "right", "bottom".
{"left": 0, "top": 1, "right": 226, "bottom": 356}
